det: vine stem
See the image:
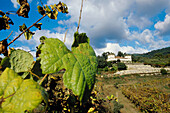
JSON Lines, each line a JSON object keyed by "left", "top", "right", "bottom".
{"left": 39, "top": 74, "right": 48, "bottom": 85}
{"left": 29, "top": 71, "right": 41, "bottom": 80}
{"left": 8, "top": 14, "right": 47, "bottom": 46}
{"left": 77, "top": 0, "right": 84, "bottom": 32}
{"left": 5, "top": 31, "right": 13, "bottom": 40}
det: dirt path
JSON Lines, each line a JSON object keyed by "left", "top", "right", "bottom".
{"left": 103, "top": 84, "right": 140, "bottom": 113}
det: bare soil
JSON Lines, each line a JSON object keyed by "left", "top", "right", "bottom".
{"left": 95, "top": 77, "right": 140, "bottom": 113}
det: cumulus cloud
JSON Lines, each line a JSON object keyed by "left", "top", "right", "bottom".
{"left": 47, "top": 0, "right": 132, "bottom": 48}
{"left": 130, "top": 29, "right": 154, "bottom": 44}
{"left": 126, "top": 0, "right": 170, "bottom": 29}
{"left": 10, "top": 0, "right": 170, "bottom": 56}
{"left": 154, "top": 14, "right": 170, "bottom": 36}
{"left": 94, "top": 43, "right": 149, "bottom": 56}
{"left": 15, "top": 27, "right": 77, "bottom": 51}
{"left": 127, "top": 13, "right": 152, "bottom": 29}
{"left": 149, "top": 40, "right": 170, "bottom": 50}
{"left": 46, "top": 0, "right": 170, "bottom": 50}
{"left": 17, "top": 30, "right": 65, "bottom": 46}
{"left": 129, "top": 29, "right": 170, "bottom": 50}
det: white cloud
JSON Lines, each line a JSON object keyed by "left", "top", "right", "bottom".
{"left": 47, "top": 0, "right": 132, "bottom": 48}
{"left": 94, "top": 43, "right": 149, "bottom": 56}
{"left": 11, "top": 0, "right": 32, "bottom": 8}
{"left": 17, "top": 30, "right": 65, "bottom": 46}
{"left": 154, "top": 14, "right": 170, "bottom": 36}
{"left": 149, "top": 40, "right": 170, "bottom": 50}
{"left": 127, "top": 13, "right": 152, "bottom": 29}
{"left": 11, "top": 0, "right": 19, "bottom": 8}
{"left": 46, "top": 0, "right": 170, "bottom": 49}
{"left": 10, "top": 0, "right": 170, "bottom": 57}
{"left": 129, "top": 29, "right": 170, "bottom": 50}
{"left": 15, "top": 27, "right": 77, "bottom": 51}
{"left": 126, "top": 0, "right": 170, "bottom": 29}
{"left": 130, "top": 29, "right": 154, "bottom": 44}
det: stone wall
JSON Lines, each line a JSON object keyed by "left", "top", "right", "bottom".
{"left": 113, "top": 64, "right": 170, "bottom": 76}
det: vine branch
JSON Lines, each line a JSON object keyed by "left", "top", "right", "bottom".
{"left": 5, "top": 31, "right": 13, "bottom": 40}
{"left": 77, "top": 0, "right": 84, "bottom": 32}
{"left": 39, "top": 74, "right": 48, "bottom": 85}
{"left": 8, "top": 14, "right": 47, "bottom": 46}
{"left": 29, "top": 71, "right": 41, "bottom": 80}
{"left": 40, "top": 0, "right": 44, "bottom": 6}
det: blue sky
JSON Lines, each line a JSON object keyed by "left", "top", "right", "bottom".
{"left": 0, "top": 0, "right": 170, "bottom": 57}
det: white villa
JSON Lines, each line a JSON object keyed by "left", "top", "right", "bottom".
{"left": 107, "top": 54, "right": 132, "bottom": 63}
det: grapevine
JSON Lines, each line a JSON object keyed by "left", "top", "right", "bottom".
{"left": 121, "top": 78, "right": 170, "bottom": 112}
{"left": 0, "top": 0, "right": 98, "bottom": 112}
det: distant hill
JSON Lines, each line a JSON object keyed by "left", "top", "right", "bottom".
{"left": 133, "top": 47, "right": 170, "bottom": 58}
{"left": 131, "top": 47, "right": 170, "bottom": 67}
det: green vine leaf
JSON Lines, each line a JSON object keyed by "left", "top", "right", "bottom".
{"left": 37, "top": 6, "right": 45, "bottom": 15}
{"left": 19, "top": 24, "right": 34, "bottom": 40}
{"left": 0, "top": 39, "right": 8, "bottom": 56}
{"left": 45, "top": 5, "right": 53, "bottom": 19}
{"left": 19, "top": 23, "right": 27, "bottom": 32}
{"left": 37, "top": 2, "right": 68, "bottom": 19}
{"left": 54, "top": 2, "right": 69, "bottom": 14}
{"left": 16, "top": 0, "right": 30, "bottom": 18}
{"left": 10, "top": 49, "right": 34, "bottom": 73}
{"left": 39, "top": 32, "right": 97, "bottom": 102}
{"left": 0, "top": 68, "right": 48, "bottom": 112}
{"left": 40, "top": 36, "right": 47, "bottom": 43}
{"left": 24, "top": 30, "right": 35, "bottom": 40}
{"left": 34, "top": 23, "right": 42, "bottom": 30}
{"left": 0, "top": 12, "right": 14, "bottom": 31}
{"left": 52, "top": 9, "right": 58, "bottom": 20}
{"left": 36, "top": 36, "right": 47, "bottom": 57}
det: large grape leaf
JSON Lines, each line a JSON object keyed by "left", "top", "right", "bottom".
{"left": 0, "top": 68, "right": 48, "bottom": 112}
{"left": 40, "top": 32, "right": 97, "bottom": 102}
{"left": 10, "top": 49, "right": 34, "bottom": 73}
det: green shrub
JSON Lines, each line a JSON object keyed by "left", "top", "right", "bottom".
{"left": 104, "top": 67, "right": 109, "bottom": 72}
{"left": 98, "top": 68, "right": 103, "bottom": 72}
{"left": 117, "top": 63, "right": 127, "bottom": 70}
{"left": 107, "top": 61, "right": 112, "bottom": 67}
{"left": 110, "top": 64, "right": 118, "bottom": 72}
{"left": 160, "top": 69, "right": 167, "bottom": 75}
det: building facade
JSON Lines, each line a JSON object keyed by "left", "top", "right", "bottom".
{"left": 107, "top": 54, "right": 132, "bottom": 63}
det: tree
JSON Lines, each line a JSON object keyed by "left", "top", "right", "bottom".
{"left": 132, "top": 55, "right": 140, "bottom": 62}
{"left": 117, "top": 51, "right": 124, "bottom": 57}
{"left": 102, "top": 52, "right": 110, "bottom": 60}
{"left": 117, "top": 62, "right": 127, "bottom": 70}
{"left": 97, "top": 56, "right": 107, "bottom": 68}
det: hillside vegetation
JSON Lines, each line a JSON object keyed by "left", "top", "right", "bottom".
{"left": 132, "top": 47, "right": 170, "bottom": 67}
